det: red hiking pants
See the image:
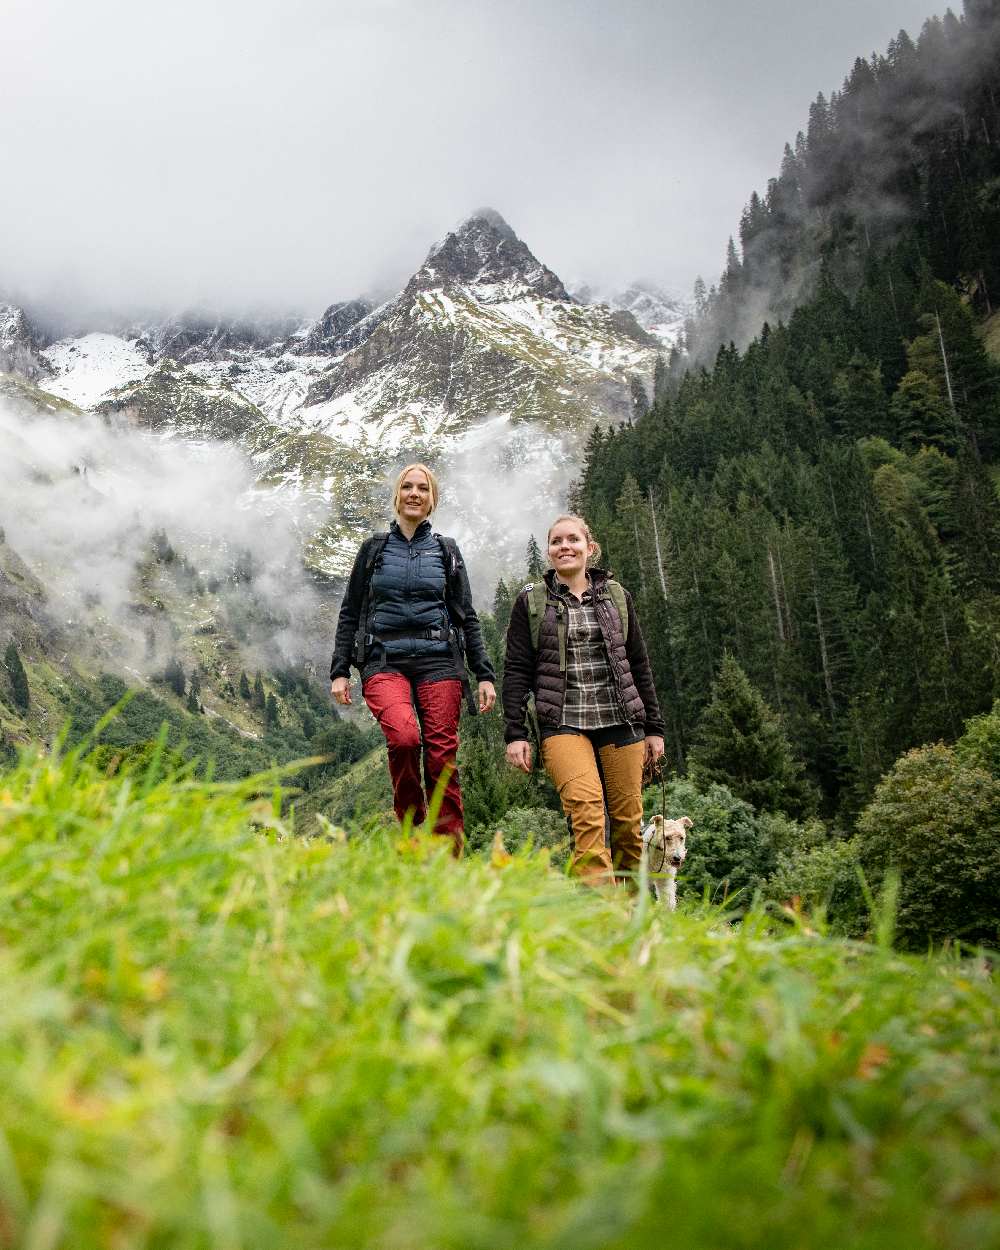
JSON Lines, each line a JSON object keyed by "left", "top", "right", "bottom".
{"left": 362, "top": 672, "right": 465, "bottom": 856}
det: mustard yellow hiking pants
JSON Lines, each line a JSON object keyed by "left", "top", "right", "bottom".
{"left": 540, "top": 731, "right": 645, "bottom": 885}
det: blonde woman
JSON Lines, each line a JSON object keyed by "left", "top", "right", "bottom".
{"left": 502, "top": 515, "right": 664, "bottom": 883}
{"left": 330, "top": 464, "right": 496, "bottom": 856}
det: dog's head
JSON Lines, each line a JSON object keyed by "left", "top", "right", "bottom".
{"left": 643, "top": 813, "right": 692, "bottom": 868}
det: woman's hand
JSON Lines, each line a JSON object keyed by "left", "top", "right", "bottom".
{"left": 643, "top": 735, "right": 665, "bottom": 771}
{"left": 331, "top": 676, "right": 352, "bottom": 706}
{"left": 478, "top": 680, "right": 497, "bottom": 713}
{"left": 506, "top": 739, "right": 532, "bottom": 773}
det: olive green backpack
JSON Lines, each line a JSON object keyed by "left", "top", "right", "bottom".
{"left": 523, "top": 579, "right": 628, "bottom": 671}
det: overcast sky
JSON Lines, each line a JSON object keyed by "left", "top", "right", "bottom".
{"left": 1, "top": 0, "right": 944, "bottom": 320}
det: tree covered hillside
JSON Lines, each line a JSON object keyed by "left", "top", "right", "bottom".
{"left": 683, "top": 0, "right": 1000, "bottom": 362}
{"left": 578, "top": 3, "right": 1000, "bottom": 818}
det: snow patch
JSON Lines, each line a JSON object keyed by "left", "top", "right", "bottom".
{"left": 41, "top": 334, "right": 154, "bottom": 408}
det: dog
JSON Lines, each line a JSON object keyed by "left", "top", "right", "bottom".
{"left": 641, "top": 814, "right": 692, "bottom": 909}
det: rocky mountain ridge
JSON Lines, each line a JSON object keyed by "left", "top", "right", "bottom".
{"left": 3, "top": 211, "right": 682, "bottom": 576}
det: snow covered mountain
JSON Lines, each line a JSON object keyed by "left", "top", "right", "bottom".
{"left": 4, "top": 211, "right": 666, "bottom": 576}
{"left": 572, "top": 280, "right": 689, "bottom": 349}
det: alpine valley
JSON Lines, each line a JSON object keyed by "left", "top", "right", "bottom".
{"left": 0, "top": 211, "right": 682, "bottom": 775}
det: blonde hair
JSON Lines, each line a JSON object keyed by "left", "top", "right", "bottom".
{"left": 546, "top": 514, "right": 602, "bottom": 565}
{"left": 392, "top": 463, "right": 439, "bottom": 518}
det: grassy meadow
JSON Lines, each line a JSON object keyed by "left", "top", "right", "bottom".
{"left": 0, "top": 741, "right": 998, "bottom": 1250}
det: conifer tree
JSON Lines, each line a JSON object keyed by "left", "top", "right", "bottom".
{"left": 525, "top": 536, "right": 544, "bottom": 579}
{"left": 253, "top": 671, "right": 265, "bottom": 709}
{"left": 3, "top": 640, "right": 29, "bottom": 711}
{"left": 239, "top": 671, "right": 251, "bottom": 700}
{"left": 630, "top": 375, "right": 650, "bottom": 420}
{"left": 890, "top": 369, "right": 957, "bottom": 452}
{"left": 652, "top": 356, "right": 668, "bottom": 403}
{"left": 186, "top": 686, "right": 201, "bottom": 714}
{"left": 492, "top": 579, "right": 513, "bottom": 633}
{"left": 163, "top": 657, "right": 186, "bottom": 698}
{"left": 264, "top": 692, "right": 279, "bottom": 731}
{"left": 688, "top": 653, "right": 818, "bottom": 818}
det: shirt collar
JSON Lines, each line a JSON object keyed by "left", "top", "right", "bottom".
{"left": 553, "top": 571, "right": 593, "bottom": 602}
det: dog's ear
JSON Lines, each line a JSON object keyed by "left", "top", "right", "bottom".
{"left": 680, "top": 816, "right": 693, "bottom": 829}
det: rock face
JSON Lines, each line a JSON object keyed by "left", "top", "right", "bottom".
{"left": 573, "top": 280, "right": 688, "bottom": 348}
{"left": 299, "top": 209, "right": 660, "bottom": 445}
{"left": 5, "top": 210, "right": 667, "bottom": 575}
{"left": 0, "top": 304, "right": 51, "bottom": 380}
{"left": 412, "top": 210, "right": 570, "bottom": 302}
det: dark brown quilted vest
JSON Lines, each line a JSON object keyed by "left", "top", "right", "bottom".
{"left": 534, "top": 573, "right": 646, "bottom": 728}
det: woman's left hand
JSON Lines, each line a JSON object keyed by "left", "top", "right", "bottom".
{"left": 643, "top": 735, "right": 665, "bottom": 770}
{"left": 478, "top": 681, "right": 497, "bottom": 713}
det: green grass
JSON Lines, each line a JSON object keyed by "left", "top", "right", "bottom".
{"left": 1, "top": 746, "right": 998, "bottom": 1249}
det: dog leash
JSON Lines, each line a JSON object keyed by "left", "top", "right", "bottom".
{"left": 648, "top": 758, "right": 669, "bottom": 878}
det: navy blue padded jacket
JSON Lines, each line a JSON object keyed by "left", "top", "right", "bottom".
{"left": 330, "top": 520, "right": 496, "bottom": 683}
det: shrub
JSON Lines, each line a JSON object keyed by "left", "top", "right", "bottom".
{"left": 955, "top": 699, "right": 1000, "bottom": 778}
{"left": 766, "top": 838, "right": 868, "bottom": 937}
{"left": 472, "top": 805, "right": 570, "bottom": 867}
{"left": 856, "top": 742, "right": 1000, "bottom": 948}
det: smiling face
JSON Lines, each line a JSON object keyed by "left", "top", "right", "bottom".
{"left": 547, "top": 517, "right": 596, "bottom": 580}
{"left": 394, "top": 466, "right": 434, "bottom": 524}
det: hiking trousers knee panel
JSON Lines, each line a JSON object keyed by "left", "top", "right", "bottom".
{"left": 597, "top": 739, "right": 645, "bottom": 876}
{"left": 362, "top": 673, "right": 464, "bottom": 856}
{"left": 540, "top": 734, "right": 614, "bottom": 883}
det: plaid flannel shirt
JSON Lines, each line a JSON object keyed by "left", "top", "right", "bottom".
{"left": 552, "top": 576, "right": 628, "bottom": 730}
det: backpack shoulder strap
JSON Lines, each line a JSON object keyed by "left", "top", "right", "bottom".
{"left": 359, "top": 532, "right": 390, "bottom": 623}
{"left": 522, "top": 582, "right": 549, "bottom": 651}
{"left": 434, "top": 533, "right": 461, "bottom": 571}
{"left": 364, "top": 532, "right": 390, "bottom": 576}
{"left": 606, "top": 579, "right": 629, "bottom": 642}
{"left": 434, "top": 534, "right": 465, "bottom": 621}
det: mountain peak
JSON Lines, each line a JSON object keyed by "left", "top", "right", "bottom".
{"left": 461, "top": 207, "right": 517, "bottom": 240}
{"left": 414, "top": 210, "right": 570, "bottom": 303}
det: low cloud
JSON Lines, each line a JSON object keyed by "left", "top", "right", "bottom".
{"left": 431, "top": 413, "right": 576, "bottom": 601}
{"left": 0, "top": 400, "right": 333, "bottom": 676}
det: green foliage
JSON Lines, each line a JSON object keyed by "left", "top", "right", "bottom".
{"left": 457, "top": 708, "right": 557, "bottom": 845}
{"left": 688, "top": 653, "right": 818, "bottom": 819}
{"left": 239, "top": 670, "right": 252, "bottom": 700}
{"left": 60, "top": 673, "right": 354, "bottom": 786}
{"left": 88, "top": 739, "right": 187, "bottom": 777}
{"left": 767, "top": 838, "right": 869, "bottom": 938}
{"left": 2, "top": 639, "right": 29, "bottom": 711}
{"left": 954, "top": 699, "right": 1000, "bottom": 778}
{"left": 856, "top": 742, "right": 1000, "bottom": 949}
{"left": 2, "top": 747, "right": 998, "bottom": 1249}
{"left": 469, "top": 805, "right": 570, "bottom": 867}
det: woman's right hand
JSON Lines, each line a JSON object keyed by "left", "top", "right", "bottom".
{"left": 331, "top": 676, "right": 352, "bottom": 706}
{"left": 505, "top": 739, "right": 532, "bottom": 773}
